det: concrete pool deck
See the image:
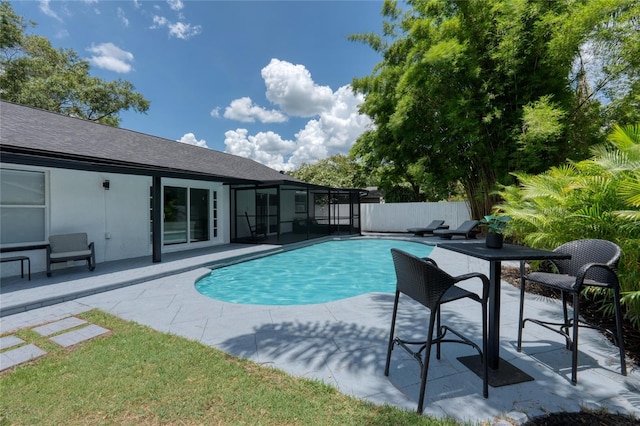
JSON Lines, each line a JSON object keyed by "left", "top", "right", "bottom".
{"left": 1, "top": 236, "right": 638, "bottom": 424}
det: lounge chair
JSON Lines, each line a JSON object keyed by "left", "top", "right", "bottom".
{"left": 433, "top": 220, "right": 480, "bottom": 239}
{"left": 406, "top": 220, "right": 448, "bottom": 236}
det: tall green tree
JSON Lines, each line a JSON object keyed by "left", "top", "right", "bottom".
{"left": 0, "top": 1, "right": 149, "bottom": 126}
{"left": 350, "top": 0, "right": 639, "bottom": 218}
{"left": 289, "top": 155, "right": 364, "bottom": 188}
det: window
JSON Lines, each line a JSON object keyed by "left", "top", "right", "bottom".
{"left": 164, "top": 186, "right": 188, "bottom": 245}
{"left": 0, "top": 169, "right": 46, "bottom": 245}
{"left": 295, "top": 191, "right": 307, "bottom": 213}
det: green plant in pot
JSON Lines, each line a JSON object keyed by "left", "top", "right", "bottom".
{"left": 481, "top": 215, "right": 512, "bottom": 248}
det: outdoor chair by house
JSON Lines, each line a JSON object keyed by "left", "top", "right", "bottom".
{"left": 407, "top": 220, "right": 448, "bottom": 236}
{"left": 433, "top": 220, "right": 480, "bottom": 239}
{"left": 385, "top": 248, "right": 489, "bottom": 413}
{"left": 517, "top": 239, "right": 627, "bottom": 384}
{"left": 46, "top": 233, "right": 95, "bottom": 277}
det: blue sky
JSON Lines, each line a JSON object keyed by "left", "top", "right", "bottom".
{"left": 11, "top": 0, "right": 383, "bottom": 171}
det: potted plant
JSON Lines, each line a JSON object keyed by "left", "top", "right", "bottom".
{"left": 481, "top": 215, "right": 512, "bottom": 249}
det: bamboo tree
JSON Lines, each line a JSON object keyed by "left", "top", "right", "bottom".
{"left": 350, "top": 0, "right": 639, "bottom": 217}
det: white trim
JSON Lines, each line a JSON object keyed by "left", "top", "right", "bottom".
{"left": 161, "top": 178, "right": 223, "bottom": 252}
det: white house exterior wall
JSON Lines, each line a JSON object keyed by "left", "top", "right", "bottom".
{"left": 0, "top": 165, "right": 230, "bottom": 278}
{"left": 49, "top": 169, "right": 151, "bottom": 264}
{"left": 218, "top": 185, "right": 231, "bottom": 244}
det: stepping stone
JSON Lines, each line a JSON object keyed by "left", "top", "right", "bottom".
{"left": 49, "top": 324, "right": 110, "bottom": 348}
{"left": 0, "top": 335, "right": 25, "bottom": 350}
{"left": 0, "top": 344, "right": 47, "bottom": 371}
{"left": 32, "top": 317, "right": 88, "bottom": 336}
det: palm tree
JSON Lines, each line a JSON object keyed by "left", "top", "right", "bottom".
{"left": 496, "top": 124, "right": 640, "bottom": 328}
{"left": 595, "top": 124, "right": 640, "bottom": 221}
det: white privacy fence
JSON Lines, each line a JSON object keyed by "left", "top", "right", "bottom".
{"left": 360, "top": 201, "right": 472, "bottom": 233}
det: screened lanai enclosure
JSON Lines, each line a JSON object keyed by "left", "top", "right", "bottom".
{"left": 231, "top": 182, "right": 362, "bottom": 244}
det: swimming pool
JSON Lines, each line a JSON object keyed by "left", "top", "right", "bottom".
{"left": 195, "top": 238, "right": 434, "bottom": 305}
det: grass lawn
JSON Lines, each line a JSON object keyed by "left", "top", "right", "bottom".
{"left": 0, "top": 310, "right": 463, "bottom": 425}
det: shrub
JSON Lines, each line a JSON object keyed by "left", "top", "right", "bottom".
{"left": 496, "top": 124, "right": 640, "bottom": 328}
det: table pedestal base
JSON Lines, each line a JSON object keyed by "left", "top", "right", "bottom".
{"left": 458, "top": 355, "right": 534, "bottom": 387}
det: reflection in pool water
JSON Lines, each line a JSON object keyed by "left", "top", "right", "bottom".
{"left": 195, "top": 239, "right": 434, "bottom": 305}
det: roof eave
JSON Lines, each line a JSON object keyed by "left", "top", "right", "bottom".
{"left": 0, "top": 147, "right": 260, "bottom": 185}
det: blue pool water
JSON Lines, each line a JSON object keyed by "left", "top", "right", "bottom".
{"left": 195, "top": 239, "right": 434, "bottom": 305}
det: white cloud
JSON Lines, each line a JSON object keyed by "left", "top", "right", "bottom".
{"left": 152, "top": 15, "right": 202, "bottom": 40}
{"left": 54, "top": 29, "right": 70, "bottom": 39}
{"left": 167, "top": 0, "right": 184, "bottom": 11}
{"left": 210, "top": 107, "right": 221, "bottom": 118}
{"left": 222, "top": 59, "right": 372, "bottom": 172}
{"left": 177, "top": 133, "right": 208, "bottom": 148}
{"left": 117, "top": 7, "right": 129, "bottom": 27}
{"left": 39, "top": 0, "right": 62, "bottom": 21}
{"left": 291, "top": 86, "right": 371, "bottom": 164}
{"left": 261, "top": 59, "right": 334, "bottom": 117}
{"left": 224, "top": 129, "right": 297, "bottom": 172}
{"left": 87, "top": 43, "right": 134, "bottom": 73}
{"left": 223, "top": 97, "right": 287, "bottom": 123}
{"left": 168, "top": 21, "right": 202, "bottom": 40}
{"left": 152, "top": 1, "right": 201, "bottom": 41}
{"left": 224, "top": 89, "right": 371, "bottom": 172}
{"left": 152, "top": 15, "right": 169, "bottom": 27}
{"left": 84, "top": 0, "right": 99, "bottom": 14}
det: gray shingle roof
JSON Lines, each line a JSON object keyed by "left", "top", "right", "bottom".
{"left": 0, "top": 101, "right": 301, "bottom": 184}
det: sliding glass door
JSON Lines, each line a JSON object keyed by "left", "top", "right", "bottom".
{"left": 163, "top": 185, "right": 214, "bottom": 246}
{"left": 164, "top": 186, "right": 188, "bottom": 245}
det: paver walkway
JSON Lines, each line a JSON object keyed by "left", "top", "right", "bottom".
{"left": 1, "top": 338, "right": 46, "bottom": 371}
{"left": 1, "top": 316, "right": 109, "bottom": 371}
